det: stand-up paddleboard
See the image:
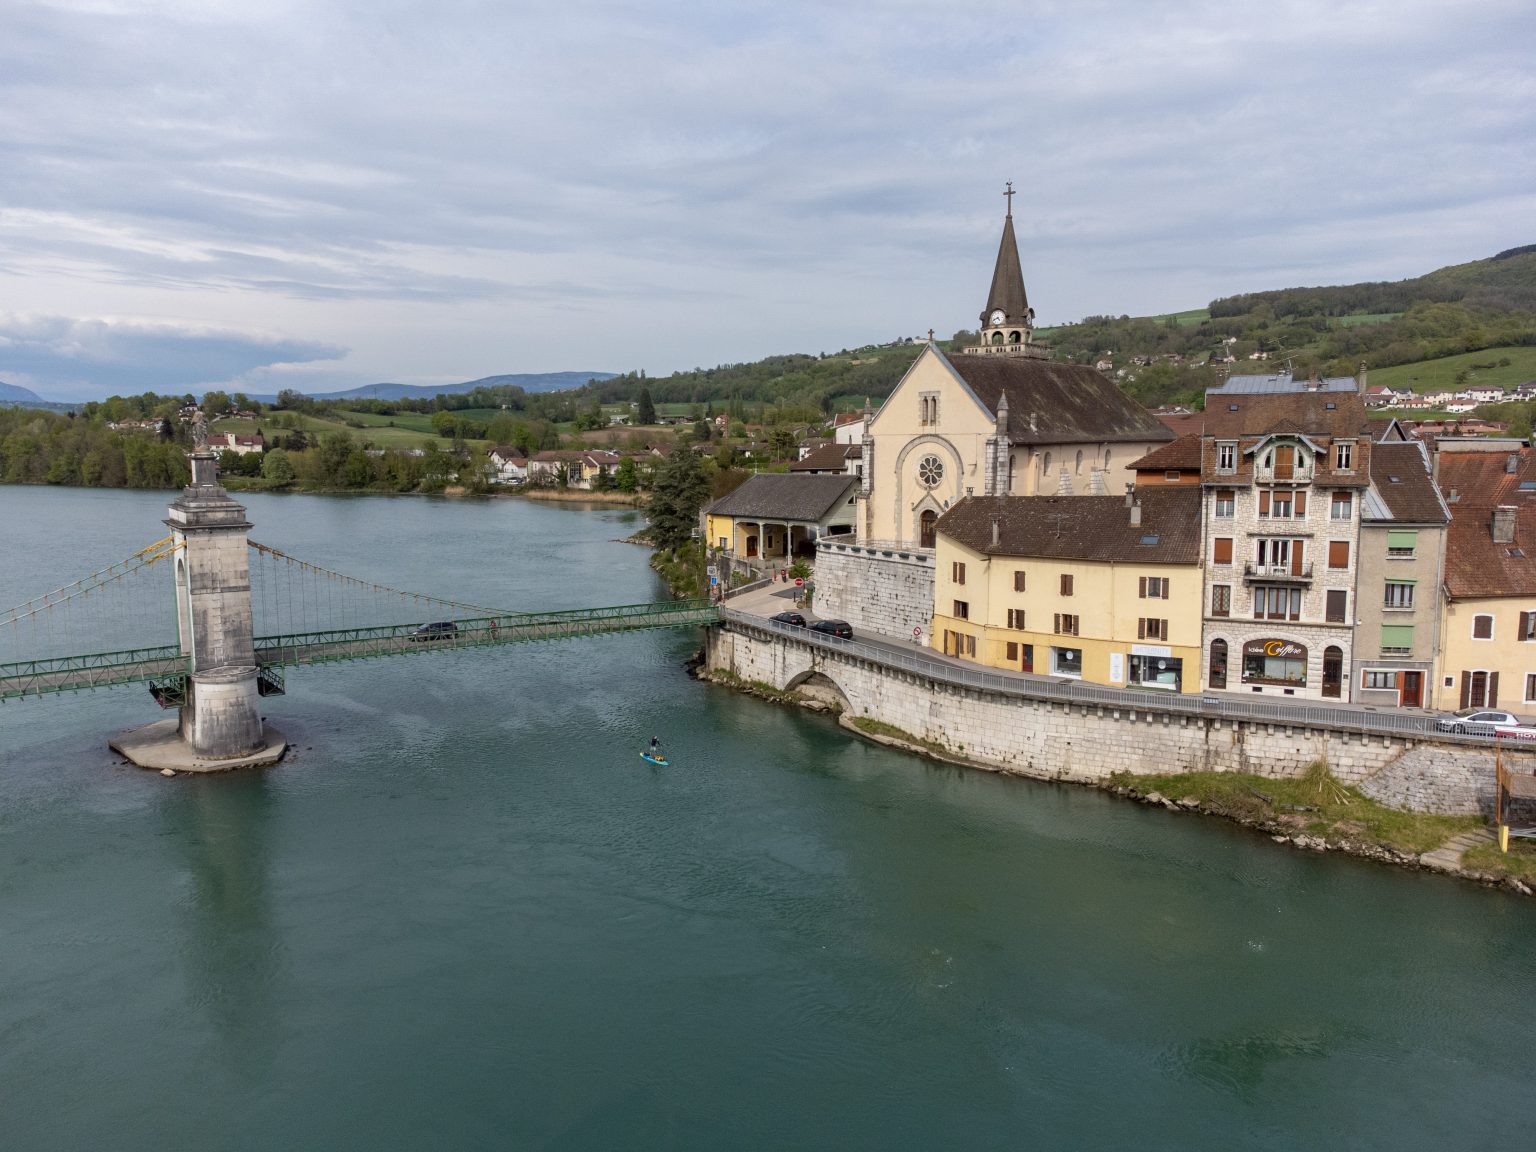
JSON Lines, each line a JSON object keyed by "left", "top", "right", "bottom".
{"left": 641, "top": 752, "right": 669, "bottom": 766}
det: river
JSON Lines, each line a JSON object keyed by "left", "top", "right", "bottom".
{"left": 2, "top": 485, "right": 1534, "bottom": 1150}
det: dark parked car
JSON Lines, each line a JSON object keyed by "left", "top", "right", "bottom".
{"left": 771, "top": 611, "right": 807, "bottom": 627}
{"left": 810, "top": 619, "right": 853, "bottom": 640}
{"left": 408, "top": 621, "right": 459, "bottom": 642}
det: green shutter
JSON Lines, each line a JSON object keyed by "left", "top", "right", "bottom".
{"left": 1380, "top": 625, "right": 1415, "bottom": 649}
{"left": 1386, "top": 530, "right": 1418, "bottom": 549}
{"left": 1386, "top": 577, "right": 1418, "bottom": 584}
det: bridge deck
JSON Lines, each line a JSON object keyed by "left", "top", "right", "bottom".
{"left": 0, "top": 600, "right": 719, "bottom": 701}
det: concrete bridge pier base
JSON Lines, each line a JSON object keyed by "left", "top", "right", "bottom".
{"left": 110, "top": 449, "right": 288, "bottom": 773}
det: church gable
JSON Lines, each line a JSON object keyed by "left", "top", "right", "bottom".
{"left": 868, "top": 344, "right": 993, "bottom": 437}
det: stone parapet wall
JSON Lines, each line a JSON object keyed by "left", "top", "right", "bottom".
{"left": 815, "top": 538, "right": 934, "bottom": 644}
{"left": 707, "top": 621, "right": 1532, "bottom": 815}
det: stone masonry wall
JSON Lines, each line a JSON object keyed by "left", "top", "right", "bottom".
{"left": 815, "top": 539, "right": 934, "bottom": 645}
{"left": 707, "top": 622, "right": 1534, "bottom": 815}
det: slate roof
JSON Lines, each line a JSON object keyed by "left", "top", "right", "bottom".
{"left": 1439, "top": 448, "right": 1536, "bottom": 599}
{"left": 935, "top": 487, "right": 1203, "bottom": 565}
{"left": 982, "top": 211, "right": 1031, "bottom": 325}
{"left": 1363, "top": 441, "right": 1449, "bottom": 524}
{"left": 940, "top": 350, "right": 1172, "bottom": 446}
{"left": 1208, "top": 373, "right": 1358, "bottom": 395}
{"left": 1130, "top": 434, "right": 1202, "bottom": 472}
{"left": 706, "top": 473, "right": 859, "bottom": 522}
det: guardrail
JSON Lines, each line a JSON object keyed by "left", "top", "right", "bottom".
{"left": 0, "top": 644, "right": 189, "bottom": 701}
{"left": 718, "top": 608, "right": 1509, "bottom": 747}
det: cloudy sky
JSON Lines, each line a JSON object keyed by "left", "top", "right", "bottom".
{"left": 2, "top": 0, "right": 1532, "bottom": 400}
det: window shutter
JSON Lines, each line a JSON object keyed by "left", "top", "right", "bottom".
{"left": 1138, "top": 618, "right": 1146, "bottom": 639}
{"left": 1214, "top": 537, "right": 1232, "bottom": 564}
{"left": 1054, "top": 613, "right": 1060, "bottom": 633}
{"left": 1259, "top": 490, "right": 1270, "bottom": 516}
{"left": 1139, "top": 576, "right": 1147, "bottom": 599}
{"left": 1490, "top": 671, "right": 1500, "bottom": 707}
{"left": 1162, "top": 580, "right": 1170, "bottom": 600}
{"left": 1461, "top": 672, "right": 1471, "bottom": 709}
{"left": 1387, "top": 529, "right": 1417, "bottom": 550}
{"left": 1292, "top": 543, "right": 1305, "bottom": 576}
{"left": 1328, "top": 540, "right": 1349, "bottom": 569}
{"left": 1522, "top": 611, "right": 1532, "bottom": 640}
{"left": 1294, "top": 491, "right": 1307, "bottom": 516}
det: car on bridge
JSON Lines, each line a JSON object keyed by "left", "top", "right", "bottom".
{"left": 1434, "top": 708, "right": 1532, "bottom": 737}
{"left": 771, "top": 611, "right": 807, "bottom": 627}
{"left": 809, "top": 619, "right": 853, "bottom": 640}
{"left": 408, "top": 621, "right": 459, "bottom": 642}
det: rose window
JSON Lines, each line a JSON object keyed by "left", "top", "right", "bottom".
{"left": 918, "top": 455, "right": 943, "bottom": 488}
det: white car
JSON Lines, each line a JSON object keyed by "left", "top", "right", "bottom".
{"left": 1435, "top": 708, "right": 1527, "bottom": 736}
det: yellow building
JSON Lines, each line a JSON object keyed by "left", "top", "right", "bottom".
{"left": 704, "top": 473, "right": 859, "bottom": 571}
{"left": 855, "top": 198, "right": 1170, "bottom": 547}
{"left": 1434, "top": 447, "right": 1536, "bottom": 712}
{"left": 931, "top": 489, "right": 1205, "bottom": 693}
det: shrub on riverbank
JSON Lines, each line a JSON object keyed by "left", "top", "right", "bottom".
{"left": 1108, "top": 768, "right": 1480, "bottom": 855}
{"left": 651, "top": 539, "right": 706, "bottom": 599}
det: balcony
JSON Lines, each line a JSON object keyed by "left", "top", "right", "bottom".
{"left": 1243, "top": 562, "right": 1313, "bottom": 584}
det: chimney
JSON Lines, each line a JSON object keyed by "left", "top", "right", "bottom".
{"left": 1492, "top": 505, "right": 1517, "bottom": 544}
{"left": 1129, "top": 500, "right": 1142, "bottom": 527}
{"left": 990, "top": 516, "right": 1000, "bottom": 549}
{"left": 1029, "top": 411, "right": 1038, "bottom": 435}
{"left": 1124, "top": 482, "right": 1135, "bottom": 508}
{"left": 1308, "top": 366, "right": 1320, "bottom": 390}
{"left": 1357, "top": 361, "right": 1368, "bottom": 391}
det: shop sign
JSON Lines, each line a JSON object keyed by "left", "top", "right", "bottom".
{"left": 1243, "top": 638, "right": 1306, "bottom": 661}
{"left": 1132, "top": 644, "right": 1172, "bottom": 658}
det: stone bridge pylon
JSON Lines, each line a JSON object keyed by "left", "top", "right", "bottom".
{"left": 111, "top": 450, "right": 287, "bottom": 771}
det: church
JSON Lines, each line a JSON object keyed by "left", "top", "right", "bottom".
{"left": 856, "top": 187, "right": 1172, "bottom": 547}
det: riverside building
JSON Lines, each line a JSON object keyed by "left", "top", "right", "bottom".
{"left": 1192, "top": 383, "right": 1373, "bottom": 699}
{"left": 931, "top": 488, "right": 1204, "bottom": 692}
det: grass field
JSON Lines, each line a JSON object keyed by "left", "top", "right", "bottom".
{"left": 1371, "top": 346, "right": 1536, "bottom": 394}
{"left": 214, "top": 413, "right": 486, "bottom": 450}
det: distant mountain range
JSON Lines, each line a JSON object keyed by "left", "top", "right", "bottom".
{"left": 0, "top": 380, "right": 44, "bottom": 404}
{"left": 284, "top": 371, "right": 617, "bottom": 402}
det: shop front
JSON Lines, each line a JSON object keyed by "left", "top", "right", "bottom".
{"left": 1241, "top": 638, "right": 1308, "bottom": 691}
{"left": 1128, "top": 644, "right": 1182, "bottom": 691}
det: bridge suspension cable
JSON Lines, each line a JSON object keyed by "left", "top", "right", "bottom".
{"left": 247, "top": 540, "right": 503, "bottom": 640}
{"left": 0, "top": 536, "right": 182, "bottom": 628}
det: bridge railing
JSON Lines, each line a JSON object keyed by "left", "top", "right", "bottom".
{"left": 0, "top": 644, "right": 187, "bottom": 701}
{"left": 719, "top": 608, "right": 1507, "bottom": 748}
{"left": 255, "top": 599, "right": 720, "bottom": 667}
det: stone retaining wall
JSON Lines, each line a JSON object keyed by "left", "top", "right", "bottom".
{"left": 706, "top": 622, "right": 1534, "bottom": 815}
{"left": 814, "top": 538, "right": 934, "bottom": 644}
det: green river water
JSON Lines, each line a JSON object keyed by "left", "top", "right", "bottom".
{"left": 2, "top": 486, "right": 1534, "bottom": 1150}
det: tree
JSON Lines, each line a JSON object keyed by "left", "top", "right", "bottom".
{"left": 648, "top": 447, "right": 711, "bottom": 551}
{"left": 614, "top": 456, "right": 639, "bottom": 492}
{"left": 261, "top": 448, "right": 295, "bottom": 484}
{"left": 431, "top": 411, "right": 459, "bottom": 438}
{"left": 767, "top": 426, "right": 797, "bottom": 459}
{"left": 692, "top": 417, "right": 712, "bottom": 442}
{"left": 202, "top": 390, "right": 231, "bottom": 415}
{"left": 637, "top": 386, "right": 656, "bottom": 426}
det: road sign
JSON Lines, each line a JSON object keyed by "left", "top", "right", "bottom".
{"left": 794, "top": 578, "right": 804, "bottom": 587}
{"left": 913, "top": 627, "right": 923, "bottom": 640}
{"left": 709, "top": 576, "right": 718, "bottom": 586}
{"left": 706, "top": 566, "right": 717, "bottom": 577}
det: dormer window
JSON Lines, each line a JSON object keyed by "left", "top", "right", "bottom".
{"left": 1216, "top": 442, "right": 1237, "bottom": 473}
{"left": 1335, "top": 441, "right": 1355, "bottom": 471}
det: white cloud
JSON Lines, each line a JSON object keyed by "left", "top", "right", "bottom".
{"left": 0, "top": 0, "right": 1532, "bottom": 397}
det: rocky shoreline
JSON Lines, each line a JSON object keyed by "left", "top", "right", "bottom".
{"left": 691, "top": 660, "right": 1534, "bottom": 898}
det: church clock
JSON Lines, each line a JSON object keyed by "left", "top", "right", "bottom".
{"left": 989, "top": 309, "right": 1006, "bottom": 326}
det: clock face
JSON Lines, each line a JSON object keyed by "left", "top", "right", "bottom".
{"left": 989, "top": 310, "right": 1006, "bottom": 326}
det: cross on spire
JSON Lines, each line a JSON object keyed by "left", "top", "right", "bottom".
{"left": 1004, "top": 180, "right": 1014, "bottom": 217}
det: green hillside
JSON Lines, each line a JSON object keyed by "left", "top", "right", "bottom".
{"left": 1369, "top": 346, "right": 1536, "bottom": 394}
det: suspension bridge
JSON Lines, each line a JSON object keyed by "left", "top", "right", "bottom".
{"left": 0, "top": 450, "right": 717, "bottom": 770}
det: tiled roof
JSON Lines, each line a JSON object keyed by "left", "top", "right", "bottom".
{"left": 706, "top": 474, "right": 859, "bottom": 522}
{"left": 1197, "top": 391, "right": 1372, "bottom": 439}
{"left": 1364, "top": 441, "right": 1449, "bottom": 524}
{"left": 789, "top": 442, "right": 860, "bottom": 472}
{"left": 1130, "top": 434, "right": 1202, "bottom": 471}
{"left": 1440, "top": 448, "right": 1536, "bottom": 599}
{"left": 940, "top": 350, "right": 1172, "bottom": 446}
{"left": 936, "top": 487, "right": 1203, "bottom": 565}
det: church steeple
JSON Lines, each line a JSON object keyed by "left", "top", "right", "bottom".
{"left": 981, "top": 182, "right": 1032, "bottom": 328}
{"left": 963, "top": 183, "right": 1047, "bottom": 360}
